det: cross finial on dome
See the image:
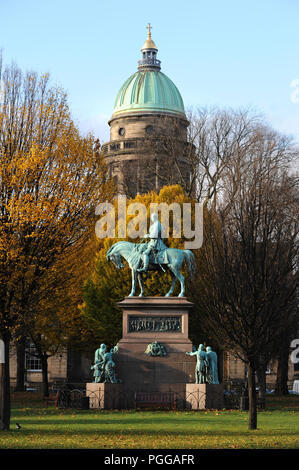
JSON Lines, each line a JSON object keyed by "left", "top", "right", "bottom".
{"left": 141, "top": 24, "right": 158, "bottom": 51}
{"left": 139, "top": 24, "right": 160, "bottom": 70}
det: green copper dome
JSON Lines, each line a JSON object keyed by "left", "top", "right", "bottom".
{"left": 111, "top": 27, "right": 186, "bottom": 119}
{"left": 112, "top": 70, "right": 186, "bottom": 118}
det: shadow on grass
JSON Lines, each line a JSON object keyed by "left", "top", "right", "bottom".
{"left": 10, "top": 413, "right": 247, "bottom": 426}
{"left": 4, "top": 428, "right": 299, "bottom": 440}
{"left": 7, "top": 417, "right": 299, "bottom": 439}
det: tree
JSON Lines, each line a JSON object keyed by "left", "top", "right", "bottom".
{"left": 186, "top": 107, "right": 265, "bottom": 206}
{"left": 133, "top": 107, "right": 264, "bottom": 203}
{"left": 192, "top": 125, "right": 298, "bottom": 429}
{"left": 0, "top": 59, "right": 113, "bottom": 428}
{"left": 14, "top": 336, "right": 26, "bottom": 392}
{"left": 22, "top": 233, "right": 98, "bottom": 396}
{"left": 275, "top": 329, "right": 295, "bottom": 395}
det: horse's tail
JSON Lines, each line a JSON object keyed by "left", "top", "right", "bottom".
{"left": 184, "top": 250, "right": 196, "bottom": 279}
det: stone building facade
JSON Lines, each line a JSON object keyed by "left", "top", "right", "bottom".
{"left": 222, "top": 351, "right": 297, "bottom": 389}
{"left": 9, "top": 343, "right": 92, "bottom": 391}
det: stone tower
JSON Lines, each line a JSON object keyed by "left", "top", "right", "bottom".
{"left": 103, "top": 25, "right": 191, "bottom": 196}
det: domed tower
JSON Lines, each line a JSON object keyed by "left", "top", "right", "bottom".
{"left": 103, "top": 25, "right": 190, "bottom": 196}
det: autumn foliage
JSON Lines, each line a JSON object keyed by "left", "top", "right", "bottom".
{"left": 0, "top": 60, "right": 113, "bottom": 427}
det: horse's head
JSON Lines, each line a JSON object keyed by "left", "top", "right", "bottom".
{"left": 106, "top": 244, "right": 125, "bottom": 269}
{"left": 109, "top": 253, "right": 124, "bottom": 269}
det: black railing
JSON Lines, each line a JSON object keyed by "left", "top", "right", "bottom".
{"left": 138, "top": 58, "right": 161, "bottom": 68}
{"left": 57, "top": 389, "right": 89, "bottom": 410}
{"left": 51, "top": 384, "right": 266, "bottom": 411}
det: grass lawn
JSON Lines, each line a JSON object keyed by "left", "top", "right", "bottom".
{"left": 0, "top": 393, "right": 298, "bottom": 449}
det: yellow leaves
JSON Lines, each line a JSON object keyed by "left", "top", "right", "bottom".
{"left": 105, "top": 184, "right": 196, "bottom": 249}
{"left": 7, "top": 144, "right": 48, "bottom": 183}
{"left": 0, "top": 61, "right": 116, "bottom": 346}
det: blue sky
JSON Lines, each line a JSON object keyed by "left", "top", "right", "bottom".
{"left": 1, "top": 0, "right": 299, "bottom": 144}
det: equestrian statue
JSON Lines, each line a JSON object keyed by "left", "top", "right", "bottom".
{"left": 106, "top": 213, "right": 195, "bottom": 297}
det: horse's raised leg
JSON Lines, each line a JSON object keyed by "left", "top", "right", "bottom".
{"left": 137, "top": 273, "right": 145, "bottom": 297}
{"left": 129, "top": 269, "right": 137, "bottom": 297}
{"left": 165, "top": 271, "right": 177, "bottom": 297}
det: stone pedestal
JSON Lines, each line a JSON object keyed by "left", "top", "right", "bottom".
{"left": 86, "top": 382, "right": 224, "bottom": 410}
{"left": 186, "top": 384, "right": 224, "bottom": 410}
{"left": 86, "top": 383, "right": 123, "bottom": 409}
{"left": 86, "top": 296, "right": 224, "bottom": 410}
{"left": 115, "top": 297, "right": 195, "bottom": 391}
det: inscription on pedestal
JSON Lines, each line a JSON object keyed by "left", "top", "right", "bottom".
{"left": 128, "top": 315, "right": 182, "bottom": 333}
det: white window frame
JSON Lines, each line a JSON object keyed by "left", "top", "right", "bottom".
{"left": 25, "top": 343, "right": 42, "bottom": 372}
